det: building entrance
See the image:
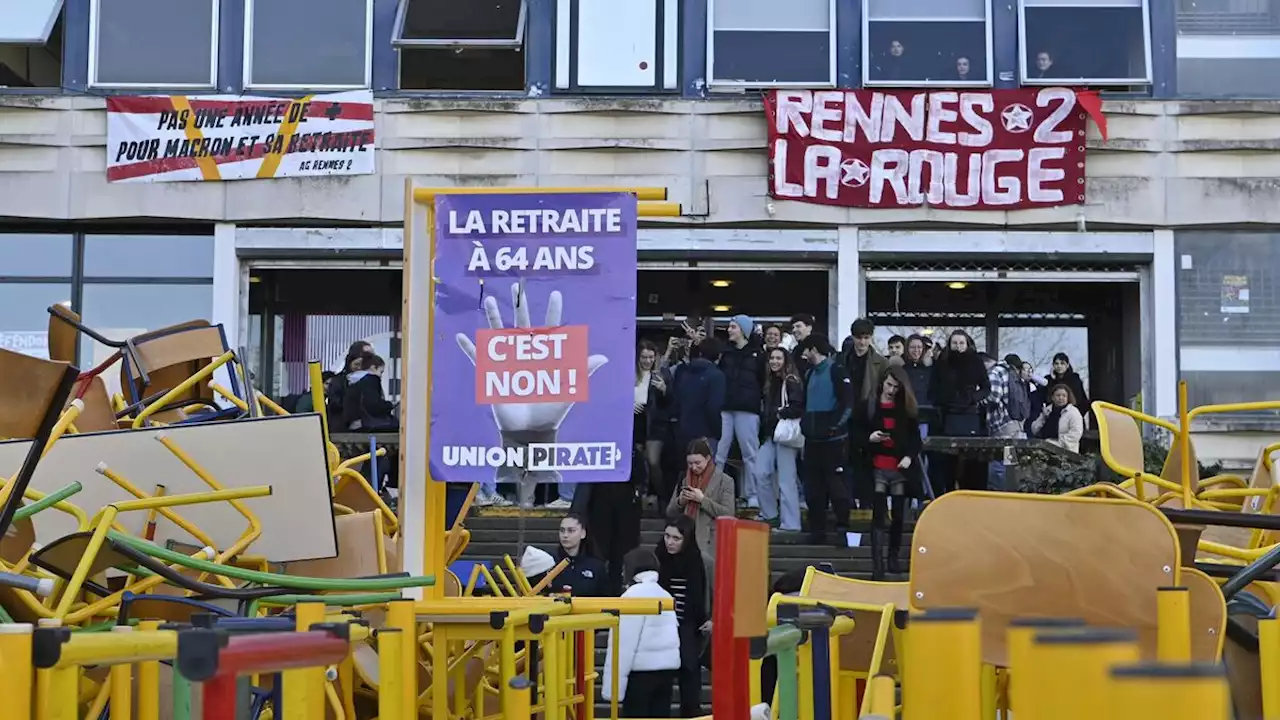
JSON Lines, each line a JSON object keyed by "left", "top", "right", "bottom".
{"left": 863, "top": 266, "right": 1145, "bottom": 408}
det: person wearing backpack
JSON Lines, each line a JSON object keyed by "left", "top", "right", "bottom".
{"left": 1001, "top": 353, "right": 1033, "bottom": 429}
{"left": 979, "top": 353, "right": 1025, "bottom": 491}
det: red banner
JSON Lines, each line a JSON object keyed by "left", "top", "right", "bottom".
{"left": 765, "top": 88, "right": 1089, "bottom": 210}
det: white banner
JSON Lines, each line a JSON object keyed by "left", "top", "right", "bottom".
{"left": 105, "top": 90, "right": 376, "bottom": 183}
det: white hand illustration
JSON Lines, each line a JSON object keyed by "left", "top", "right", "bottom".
{"left": 455, "top": 282, "right": 609, "bottom": 485}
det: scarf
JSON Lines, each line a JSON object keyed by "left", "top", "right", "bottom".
{"left": 683, "top": 461, "right": 716, "bottom": 519}
{"left": 1039, "top": 404, "right": 1065, "bottom": 440}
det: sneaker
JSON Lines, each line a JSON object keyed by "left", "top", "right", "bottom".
{"left": 474, "top": 492, "right": 496, "bottom": 507}
{"left": 545, "top": 498, "right": 572, "bottom": 510}
{"left": 746, "top": 496, "right": 760, "bottom": 510}
{"left": 492, "top": 494, "right": 515, "bottom": 507}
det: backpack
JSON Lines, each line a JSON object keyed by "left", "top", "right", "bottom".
{"left": 1005, "top": 365, "right": 1031, "bottom": 421}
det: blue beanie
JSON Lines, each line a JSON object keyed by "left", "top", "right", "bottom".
{"left": 731, "top": 314, "right": 755, "bottom": 337}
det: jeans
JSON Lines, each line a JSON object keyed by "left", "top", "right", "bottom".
{"left": 757, "top": 439, "right": 802, "bottom": 531}
{"left": 559, "top": 482, "right": 576, "bottom": 502}
{"left": 987, "top": 420, "right": 1025, "bottom": 491}
{"left": 715, "top": 411, "right": 761, "bottom": 499}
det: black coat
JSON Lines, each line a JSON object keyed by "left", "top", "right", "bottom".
{"left": 929, "top": 351, "right": 990, "bottom": 416}
{"left": 547, "top": 547, "right": 609, "bottom": 597}
{"left": 718, "top": 338, "right": 767, "bottom": 413}
{"left": 760, "top": 373, "right": 805, "bottom": 442}
{"left": 342, "top": 372, "right": 395, "bottom": 430}
{"left": 670, "top": 359, "right": 726, "bottom": 448}
{"left": 861, "top": 400, "right": 926, "bottom": 497}
{"left": 656, "top": 543, "right": 708, "bottom": 628}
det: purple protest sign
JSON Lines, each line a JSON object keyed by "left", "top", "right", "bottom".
{"left": 430, "top": 192, "right": 638, "bottom": 484}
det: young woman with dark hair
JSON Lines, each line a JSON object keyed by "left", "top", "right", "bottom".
{"left": 656, "top": 514, "right": 709, "bottom": 717}
{"left": 1047, "top": 352, "right": 1091, "bottom": 423}
{"left": 325, "top": 340, "right": 372, "bottom": 428}
{"left": 636, "top": 340, "right": 673, "bottom": 508}
{"left": 928, "top": 330, "right": 990, "bottom": 495}
{"left": 865, "top": 365, "right": 923, "bottom": 579}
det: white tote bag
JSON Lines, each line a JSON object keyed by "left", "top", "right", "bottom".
{"left": 773, "top": 380, "right": 805, "bottom": 449}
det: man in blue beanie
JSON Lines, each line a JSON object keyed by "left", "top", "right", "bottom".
{"left": 716, "top": 313, "right": 766, "bottom": 508}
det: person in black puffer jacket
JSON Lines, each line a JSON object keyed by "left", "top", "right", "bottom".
{"left": 325, "top": 340, "right": 372, "bottom": 429}
{"left": 927, "top": 330, "right": 990, "bottom": 495}
{"left": 716, "top": 314, "right": 767, "bottom": 508}
{"left": 1046, "top": 352, "right": 1091, "bottom": 426}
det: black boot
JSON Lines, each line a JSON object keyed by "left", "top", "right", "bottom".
{"left": 887, "top": 534, "right": 903, "bottom": 576}
{"left": 870, "top": 528, "right": 886, "bottom": 581}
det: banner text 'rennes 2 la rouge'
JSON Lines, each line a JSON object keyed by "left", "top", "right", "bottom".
{"left": 765, "top": 88, "right": 1092, "bottom": 210}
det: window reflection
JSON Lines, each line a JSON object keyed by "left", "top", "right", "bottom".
{"left": 0, "top": 235, "right": 73, "bottom": 278}
{"left": 84, "top": 234, "right": 215, "bottom": 278}
{"left": 79, "top": 284, "right": 214, "bottom": 394}
{"left": 0, "top": 284, "right": 73, "bottom": 359}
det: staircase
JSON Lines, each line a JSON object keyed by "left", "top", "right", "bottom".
{"left": 459, "top": 509, "right": 916, "bottom": 715}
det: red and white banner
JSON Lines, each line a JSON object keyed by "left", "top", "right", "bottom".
{"left": 766, "top": 88, "right": 1095, "bottom": 210}
{"left": 106, "top": 90, "right": 375, "bottom": 183}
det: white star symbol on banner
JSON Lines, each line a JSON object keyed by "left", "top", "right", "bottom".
{"left": 1001, "top": 103, "right": 1034, "bottom": 133}
{"left": 840, "top": 158, "right": 870, "bottom": 187}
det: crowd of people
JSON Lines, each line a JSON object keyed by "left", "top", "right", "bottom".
{"left": 498, "top": 315, "right": 1092, "bottom": 717}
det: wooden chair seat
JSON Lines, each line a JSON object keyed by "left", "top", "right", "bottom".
{"left": 800, "top": 569, "right": 909, "bottom": 675}
{"left": 909, "top": 491, "right": 1181, "bottom": 666}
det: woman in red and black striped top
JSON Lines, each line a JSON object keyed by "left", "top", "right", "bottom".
{"left": 864, "top": 364, "right": 922, "bottom": 580}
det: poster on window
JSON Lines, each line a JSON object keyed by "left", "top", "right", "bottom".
{"left": 1221, "top": 275, "right": 1250, "bottom": 315}
{"left": 105, "top": 90, "right": 376, "bottom": 183}
{"left": 765, "top": 88, "right": 1100, "bottom": 210}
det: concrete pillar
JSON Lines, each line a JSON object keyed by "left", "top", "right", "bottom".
{"left": 1151, "top": 229, "right": 1178, "bottom": 418}
{"left": 835, "top": 225, "right": 861, "bottom": 343}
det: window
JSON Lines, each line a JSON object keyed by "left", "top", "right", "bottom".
{"left": 708, "top": 0, "right": 835, "bottom": 87}
{"left": 1019, "top": 0, "right": 1152, "bottom": 85}
{"left": 0, "top": 233, "right": 72, "bottom": 360}
{"left": 0, "top": 0, "right": 63, "bottom": 89}
{"left": 246, "top": 0, "right": 372, "bottom": 90}
{"left": 395, "top": 0, "right": 527, "bottom": 91}
{"left": 1177, "top": 232, "right": 1280, "bottom": 415}
{"left": 79, "top": 233, "right": 215, "bottom": 385}
{"left": 865, "top": 0, "right": 992, "bottom": 85}
{"left": 1177, "top": 0, "right": 1280, "bottom": 98}
{"left": 555, "top": 0, "right": 679, "bottom": 91}
{"left": 0, "top": 234, "right": 73, "bottom": 277}
{"left": 89, "top": 0, "right": 216, "bottom": 88}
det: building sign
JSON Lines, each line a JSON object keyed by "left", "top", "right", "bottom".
{"left": 429, "top": 192, "right": 638, "bottom": 485}
{"left": 105, "top": 90, "right": 375, "bottom": 183}
{"left": 765, "top": 89, "right": 1094, "bottom": 210}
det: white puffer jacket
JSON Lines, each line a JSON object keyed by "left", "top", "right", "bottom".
{"left": 602, "top": 571, "right": 681, "bottom": 701}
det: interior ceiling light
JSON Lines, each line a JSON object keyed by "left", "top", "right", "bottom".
{"left": 947, "top": 282, "right": 969, "bottom": 290}
{"left": 712, "top": 305, "right": 731, "bottom": 313}
{"left": 921, "top": 328, "right": 935, "bottom": 335}
{"left": 711, "top": 279, "right": 732, "bottom": 288}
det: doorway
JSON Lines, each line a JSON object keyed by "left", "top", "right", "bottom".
{"left": 863, "top": 274, "right": 1144, "bottom": 407}
{"left": 637, "top": 264, "right": 833, "bottom": 344}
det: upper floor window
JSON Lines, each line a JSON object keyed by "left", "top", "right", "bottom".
{"left": 394, "top": 0, "right": 526, "bottom": 91}
{"left": 0, "top": 0, "right": 63, "bottom": 89}
{"left": 1019, "top": 0, "right": 1152, "bottom": 85}
{"left": 1177, "top": 0, "right": 1280, "bottom": 98}
{"left": 245, "top": 0, "right": 372, "bottom": 90}
{"left": 555, "top": 0, "right": 679, "bottom": 92}
{"left": 864, "top": 0, "right": 993, "bottom": 86}
{"left": 90, "top": 0, "right": 216, "bottom": 88}
{"left": 708, "top": 0, "right": 836, "bottom": 88}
